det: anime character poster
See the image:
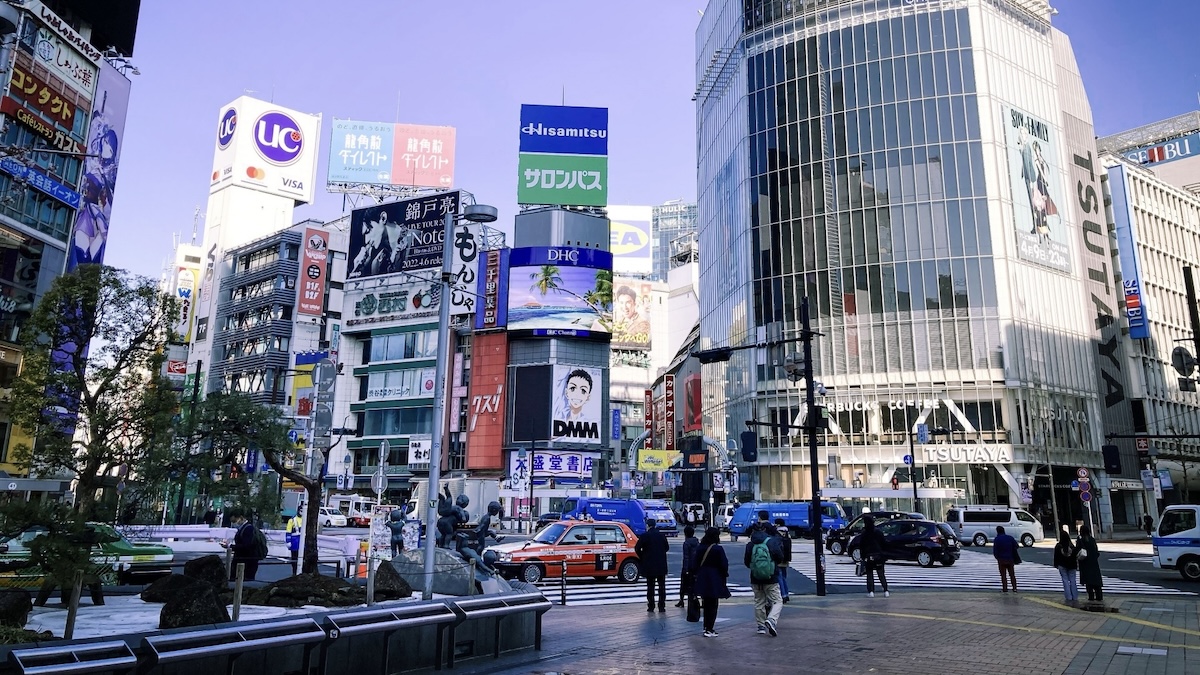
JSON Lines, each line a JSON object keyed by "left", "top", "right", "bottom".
{"left": 551, "top": 364, "right": 603, "bottom": 444}
{"left": 1005, "top": 105, "right": 1070, "bottom": 273}
{"left": 68, "top": 61, "right": 130, "bottom": 271}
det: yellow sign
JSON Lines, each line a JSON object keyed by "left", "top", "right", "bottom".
{"left": 637, "top": 449, "right": 679, "bottom": 472}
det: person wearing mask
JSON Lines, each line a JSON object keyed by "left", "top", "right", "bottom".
{"left": 1053, "top": 532, "right": 1079, "bottom": 604}
{"left": 992, "top": 525, "right": 1019, "bottom": 593}
{"left": 744, "top": 510, "right": 784, "bottom": 636}
{"left": 675, "top": 525, "right": 699, "bottom": 608}
{"left": 224, "top": 510, "right": 262, "bottom": 581}
{"left": 859, "top": 516, "right": 889, "bottom": 597}
{"left": 1076, "top": 525, "right": 1103, "bottom": 602}
{"left": 774, "top": 518, "right": 792, "bottom": 603}
{"left": 693, "top": 527, "right": 730, "bottom": 637}
{"left": 285, "top": 512, "right": 303, "bottom": 574}
{"left": 635, "top": 519, "right": 670, "bottom": 612}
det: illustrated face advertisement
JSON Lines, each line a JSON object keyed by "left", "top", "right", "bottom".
{"left": 552, "top": 364, "right": 602, "bottom": 444}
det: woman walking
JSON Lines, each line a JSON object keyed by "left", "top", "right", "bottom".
{"left": 675, "top": 525, "right": 699, "bottom": 607}
{"left": 692, "top": 527, "right": 731, "bottom": 637}
{"left": 1053, "top": 532, "right": 1079, "bottom": 604}
{"left": 859, "top": 516, "right": 889, "bottom": 598}
{"left": 1076, "top": 525, "right": 1103, "bottom": 602}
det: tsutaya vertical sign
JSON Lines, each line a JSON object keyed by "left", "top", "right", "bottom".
{"left": 298, "top": 227, "right": 329, "bottom": 317}
{"left": 664, "top": 375, "right": 676, "bottom": 453}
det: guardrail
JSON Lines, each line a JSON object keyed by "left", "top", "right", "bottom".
{"left": 319, "top": 603, "right": 458, "bottom": 673}
{"left": 446, "top": 592, "right": 552, "bottom": 668}
{"left": 120, "top": 526, "right": 362, "bottom": 562}
{"left": 8, "top": 641, "right": 136, "bottom": 675}
{"left": 142, "top": 618, "right": 325, "bottom": 672}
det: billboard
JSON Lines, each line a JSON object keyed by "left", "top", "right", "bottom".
{"left": 172, "top": 263, "right": 199, "bottom": 342}
{"left": 292, "top": 351, "right": 328, "bottom": 418}
{"left": 683, "top": 372, "right": 702, "bottom": 433}
{"left": 517, "top": 104, "right": 608, "bottom": 207}
{"left": 475, "top": 248, "right": 509, "bottom": 330}
{"left": 511, "top": 365, "right": 553, "bottom": 443}
{"left": 611, "top": 278, "right": 652, "bottom": 349}
{"left": 1122, "top": 131, "right": 1200, "bottom": 167}
{"left": 607, "top": 205, "right": 653, "bottom": 275}
{"left": 209, "top": 96, "right": 322, "bottom": 204}
{"left": 298, "top": 227, "right": 329, "bottom": 317}
{"left": 347, "top": 191, "right": 463, "bottom": 279}
{"left": 1004, "top": 105, "right": 1070, "bottom": 273}
{"left": 637, "top": 448, "right": 678, "bottom": 472}
{"left": 344, "top": 269, "right": 463, "bottom": 330}
{"left": 466, "top": 332, "right": 508, "bottom": 470}
{"left": 506, "top": 246, "right": 613, "bottom": 338}
{"left": 664, "top": 375, "right": 676, "bottom": 452}
{"left": 1108, "top": 165, "right": 1150, "bottom": 339}
{"left": 327, "top": 119, "right": 455, "bottom": 188}
{"left": 30, "top": 25, "right": 97, "bottom": 98}
{"left": 552, "top": 364, "right": 603, "bottom": 444}
{"left": 68, "top": 60, "right": 130, "bottom": 270}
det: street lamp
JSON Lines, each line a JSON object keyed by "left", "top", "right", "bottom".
{"left": 423, "top": 201, "right": 497, "bottom": 601}
{"left": 906, "top": 420, "right": 951, "bottom": 515}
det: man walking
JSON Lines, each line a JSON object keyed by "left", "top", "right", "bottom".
{"left": 635, "top": 518, "right": 670, "bottom": 612}
{"left": 992, "top": 525, "right": 1019, "bottom": 593}
{"left": 226, "top": 510, "right": 264, "bottom": 581}
{"left": 744, "top": 510, "right": 784, "bottom": 636}
{"left": 774, "top": 518, "right": 791, "bottom": 603}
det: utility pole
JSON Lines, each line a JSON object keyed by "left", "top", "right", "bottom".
{"left": 800, "top": 296, "right": 826, "bottom": 597}
{"left": 175, "top": 360, "right": 203, "bottom": 525}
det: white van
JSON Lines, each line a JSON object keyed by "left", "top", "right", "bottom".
{"left": 945, "top": 505, "right": 1044, "bottom": 548}
{"left": 715, "top": 504, "right": 738, "bottom": 532}
{"left": 1152, "top": 505, "right": 1200, "bottom": 582}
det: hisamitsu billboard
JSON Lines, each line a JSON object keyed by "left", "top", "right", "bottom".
{"left": 519, "top": 105, "right": 608, "bottom": 155}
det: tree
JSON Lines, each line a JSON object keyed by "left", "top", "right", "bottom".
{"left": 9, "top": 265, "right": 180, "bottom": 518}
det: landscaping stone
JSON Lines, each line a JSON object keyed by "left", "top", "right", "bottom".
{"left": 159, "top": 584, "right": 231, "bottom": 630}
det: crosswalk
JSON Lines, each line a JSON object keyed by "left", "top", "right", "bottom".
{"left": 791, "top": 548, "right": 1194, "bottom": 596}
{"left": 534, "top": 575, "right": 755, "bottom": 606}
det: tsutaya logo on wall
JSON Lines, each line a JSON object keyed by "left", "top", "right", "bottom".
{"left": 209, "top": 96, "right": 321, "bottom": 204}
{"left": 922, "top": 445, "right": 1013, "bottom": 464}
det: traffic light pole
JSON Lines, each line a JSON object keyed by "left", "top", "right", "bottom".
{"left": 801, "top": 296, "right": 826, "bottom": 596}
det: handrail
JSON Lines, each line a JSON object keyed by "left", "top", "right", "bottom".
{"left": 142, "top": 618, "right": 325, "bottom": 664}
{"left": 9, "top": 640, "right": 136, "bottom": 675}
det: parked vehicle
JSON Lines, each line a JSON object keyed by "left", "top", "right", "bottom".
{"left": 562, "top": 497, "right": 651, "bottom": 535}
{"left": 715, "top": 503, "right": 738, "bottom": 532}
{"left": 945, "top": 505, "right": 1044, "bottom": 547}
{"left": 826, "top": 511, "right": 923, "bottom": 556}
{"left": 318, "top": 507, "right": 347, "bottom": 527}
{"left": 485, "top": 520, "right": 641, "bottom": 584}
{"left": 638, "top": 499, "right": 679, "bottom": 535}
{"left": 0, "top": 523, "right": 174, "bottom": 588}
{"left": 676, "top": 502, "right": 706, "bottom": 527}
{"left": 848, "top": 518, "right": 960, "bottom": 567}
{"left": 326, "top": 495, "right": 376, "bottom": 527}
{"left": 728, "top": 501, "right": 848, "bottom": 538}
{"left": 1152, "top": 505, "right": 1200, "bottom": 582}
{"left": 535, "top": 512, "right": 562, "bottom": 530}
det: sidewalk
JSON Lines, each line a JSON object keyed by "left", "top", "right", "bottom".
{"left": 452, "top": 591, "right": 1199, "bottom": 675}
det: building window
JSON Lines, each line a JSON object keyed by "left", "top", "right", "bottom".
{"left": 367, "top": 331, "right": 438, "bottom": 363}
{"left": 363, "top": 407, "right": 433, "bottom": 436}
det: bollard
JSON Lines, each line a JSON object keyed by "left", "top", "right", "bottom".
{"left": 366, "top": 557, "right": 376, "bottom": 606}
{"left": 560, "top": 561, "right": 567, "bottom": 606}
{"left": 63, "top": 570, "right": 84, "bottom": 640}
{"left": 233, "top": 563, "right": 244, "bottom": 621}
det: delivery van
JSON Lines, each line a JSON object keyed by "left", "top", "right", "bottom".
{"left": 561, "top": 497, "right": 651, "bottom": 535}
{"left": 1152, "top": 505, "right": 1200, "bottom": 582}
{"left": 637, "top": 499, "right": 679, "bottom": 536}
{"left": 728, "top": 501, "right": 847, "bottom": 538}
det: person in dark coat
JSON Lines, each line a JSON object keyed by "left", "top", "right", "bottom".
{"left": 675, "top": 525, "right": 699, "bottom": 607}
{"left": 992, "top": 525, "right": 1019, "bottom": 593}
{"left": 774, "top": 518, "right": 792, "bottom": 603}
{"left": 859, "top": 516, "right": 889, "bottom": 597}
{"left": 1143, "top": 513, "right": 1155, "bottom": 537}
{"left": 226, "top": 510, "right": 261, "bottom": 581}
{"left": 1075, "top": 525, "right": 1103, "bottom": 602}
{"left": 634, "top": 519, "right": 670, "bottom": 612}
{"left": 692, "top": 527, "right": 730, "bottom": 637}
{"left": 1053, "top": 532, "right": 1078, "bottom": 604}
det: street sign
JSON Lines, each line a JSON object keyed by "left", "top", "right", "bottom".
{"left": 903, "top": 455, "right": 913, "bottom": 465}
{"left": 336, "top": 474, "right": 346, "bottom": 490}
{"left": 378, "top": 440, "right": 391, "bottom": 463}
{"left": 917, "top": 424, "right": 929, "bottom": 444}
{"left": 1079, "top": 481, "right": 1091, "bottom": 493}
{"left": 288, "top": 429, "right": 299, "bottom": 444}
{"left": 314, "top": 358, "right": 337, "bottom": 392}
{"left": 1076, "top": 467, "right": 1089, "bottom": 479}
{"left": 371, "top": 468, "right": 387, "bottom": 494}
{"left": 1071, "top": 480, "right": 1079, "bottom": 490}
{"left": 1080, "top": 490, "right": 1092, "bottom": 502}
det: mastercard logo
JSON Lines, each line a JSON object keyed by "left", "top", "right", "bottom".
{"left": 211, "top": 171, "right": 219, "bottom": 181}
{"left": 246, "top": 166, "right": 266, "bottom": 179}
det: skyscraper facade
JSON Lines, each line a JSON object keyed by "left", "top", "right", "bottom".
{"left": 652, "top": 200, "right": 698, "bottom": 281}
{"left": 696, "top": 0, "right": 1122, "bottom": 528}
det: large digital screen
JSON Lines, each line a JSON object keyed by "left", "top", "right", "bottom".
{"left": 506, "top": 246, "right": 613, "bottom": 338}
{"left": 552, "top": 364, "right": 603, "bottom": 444}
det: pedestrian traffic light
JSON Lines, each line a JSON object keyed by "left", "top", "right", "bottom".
{"left": 1101, "top": 444, "right": 1121, "bottom": 474}
{"left": 740, "top": 430, "right": 758, "bottom": 462}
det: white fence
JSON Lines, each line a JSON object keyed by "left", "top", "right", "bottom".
{"left": 119, "top": 524, "right": 362, "bottom": 561}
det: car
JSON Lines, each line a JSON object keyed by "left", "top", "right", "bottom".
{"left": 945, "top": 505, "right": 1043, "bottom": 547}
{"left": 638, "top": 499, "right": 679, "bottom": 536}
{"left": 562, "top": 497, "right": 652, "bottom": 535}
{"left": 715, "top": 504, "right": 738, "bottom": 532}
{"left": 318, "top": 507, "right": 347, "bottom": 527}
{"left": 848, "top": 518, "right": 960, "bottom": 567}
{"left": 1152, "top": 505, "right": 1200, "bottom": 582}
{"left": 485, "top": 520, "right": 642, "bottom": 584}
{"left": 826, "top": 511, "right": 924, "bottom": 556}
{"left": 535, "top": 512, "right": 562, "bottom": 530}
{"left": 0, "top": 522, "right": 174, "bottom": 587}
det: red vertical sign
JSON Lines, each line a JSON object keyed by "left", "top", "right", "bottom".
{"left": 644, "top": 388, "right": 653, "bottom": 448}
{"left": 298, "top": 227, "right": 329, "bottom": 316}
{"left": 664, "top": 375, "right": 676, "bottom": 452}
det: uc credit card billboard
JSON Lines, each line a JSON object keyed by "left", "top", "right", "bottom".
{"left": 210, "top": 96, "right": 322, "bottom": 204}
{"left": 506, "top": 246, "right": 613, "bottom": 338}
{"left": 517, "top": 104, "right": 608, "bottom": 207}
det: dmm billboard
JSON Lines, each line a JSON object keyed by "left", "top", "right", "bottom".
{"left": 552, "top": 364, "right": 603, "bottom": 445}
{"left": 327, "top": 119, "right": 455, "bottom": 188}
{"left": 209, "top": 96, "right": 322, "bottom": 204}
{"left": 506, "top": 246, "right": 613, "bottom": 338}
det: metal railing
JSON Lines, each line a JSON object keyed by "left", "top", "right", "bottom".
{"left": 446, "top": 591, "right": 552, "bottom": 668}
{"left": 142, "top": 618, "right": 325, "bottom": 672}
{"left": 320, "top": 603, "right": 458, "bottom": 673}
{"left": 8, "top": 641, "right": 136, "bottom": 675}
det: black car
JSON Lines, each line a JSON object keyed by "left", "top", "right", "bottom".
{"left": 535, "top": 512, "right": 562, "bottom": 530}
{"left": 848, "top": 518, "right": 960, "bottom": 567}
{"left": 827, "top": 511, "right": 922, "bottom": 556}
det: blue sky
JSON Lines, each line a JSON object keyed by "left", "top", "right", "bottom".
{"left": 105, "top": 0, "right": 1197, "bottom": 280}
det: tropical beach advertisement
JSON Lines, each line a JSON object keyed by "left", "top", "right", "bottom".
{"left": 506, "top": 246, "right": 613, "bottom": 338}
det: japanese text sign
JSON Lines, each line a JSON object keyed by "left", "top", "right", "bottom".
{"left": 31, "top": 27, "right": 97, "bottom": 98}
{"left": 298, "top": 227, "right": 329, "bottom": 317}
{"left": 517, "top": 152, "right": 607, "bottom": 206}
{"left": 475, "top": 248, "right": 510, "bottom": 330}
{"left": 327, "top": 119, "right": 455, "bottom": 188}
{"left": 664, "top": 375, "right": 676, "bottom": 452}
{"left": 9, "top": 61, "right": 77, "bottom": 128}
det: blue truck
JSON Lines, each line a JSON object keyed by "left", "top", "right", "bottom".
{"left": 560, "top": 497, "right": 679, "bottom": 536}
{"left": 727, "top": 501, "right": 848, "bottom": 538}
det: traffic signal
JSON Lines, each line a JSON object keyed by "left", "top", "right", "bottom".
{"left": 806, "top": 405, "right": 830, "bottom": 430}
{"left": 740, "top": 430, "right": 758, "bottom": 462}
{"left": 1101, "top": 445, "right": 1121, "bottom": 474}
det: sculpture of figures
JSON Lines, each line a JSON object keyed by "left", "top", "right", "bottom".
{"left": 470, "top": 501, "right": 504, "bottom": 552}
{"left": 435, "top": 484, "right": 471, "bottom": 548}
{"left": 387, "top": 509, "right": 406, "bottom": 557}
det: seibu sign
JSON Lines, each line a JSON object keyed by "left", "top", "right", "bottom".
{"left": 922, "top": 444, "right": 1013, "bottom": 464}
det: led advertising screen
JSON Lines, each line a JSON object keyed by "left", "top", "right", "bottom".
{"left": 347, "top": 190, "right": 463, "bottom": 279}
{"left": 1004, "top": 104, "right": 1070, "bottom": 273}
{"left": 327, "top": 119, "right": 455, "bottom": 188}
{"left": 552, "top": 364, "right": 603, "bottom": 445}
{"left": 506, "top": 246, "right": 613, "bottom": 338}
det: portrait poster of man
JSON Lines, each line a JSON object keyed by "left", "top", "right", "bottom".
{"left": 612, "top": 278, "right": 652, "bottom": 349}
{"left": 551, "top": 364, "right": 603, "bottom": 444}
{"left": 347, "top": 191, "right": 460, "bottom": 280}
{"left": 1004, "top": 105, "right": 1070, "bottom": 273}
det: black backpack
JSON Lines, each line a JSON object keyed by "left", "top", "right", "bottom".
{"left": 252, "top": 526, "right": 269, "bottom": 560}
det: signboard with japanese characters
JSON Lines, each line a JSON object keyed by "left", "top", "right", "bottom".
{"left": 507, "top": 448, "right": 598, "bottom": 479}
{"left": 31, "top": 27, "right": 97, "bottom": 98}
{"left": 0, "top": 155, "right": 79, "bottom": 207}
{"left": 474, "top": 248, "right": 510, "bottom": 330}
{"left": 297, "top": 227, "right": 329, "bottom": 317}
{"left": 8, "top": 57, "right": 82, "bottom": 133}
{"left": 517, "top": 104, "right": 608, "bottom": 207}
{"left": 407, "top": 435, "right": 431, "bottom": 470}
{"left": 348, "top": 191, "right": 468, "bottom": 278}
{"left": 664, "top": 375, "right": 676, "bottom": 452}
{"left": 0, "top": 96, "right": 80, "bottom": 153}
{"left": 327, "top": 119, "right": 455, "bottom": 188}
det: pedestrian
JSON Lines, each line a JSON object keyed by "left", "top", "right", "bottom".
{"left": 744, "top": 510, "right": 784, "bottom": 636}
{"left": 1053, "top": 532, "right": 1079, "bottom": 604}
{"left": 634, "top": 518, "right": 669, "bottom": 612}
{"left": 285, "top": 512, "right": 303, "bottom": 573}
{"left": 676, "top": 524, "right": 699, "bottom": 607}
{"left": 992, "top": 525, "right": 1019, "bottom": 593}
{"left": 859, "top": 515, "right": 889, "bottom": 597}
{"left": 226, "top": 510, "right": 263, "bottom": 581}
{"left": 1076, "top": 524, "right": 1103, "bottom": 602}
{"left": 774, "top": 518, "right": 792, "bottom": 603}
{"left": 693, "top": 527, "right": 730, "bottom": 637}
{"left": 1143, "top": 513, "right": 1155, "bottom": 537}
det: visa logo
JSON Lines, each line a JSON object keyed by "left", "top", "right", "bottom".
{"left": 282, "top": 178, "right": 304, "bottom": 190}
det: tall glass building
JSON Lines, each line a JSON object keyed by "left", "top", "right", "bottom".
{"left": 697, "top": 0, "right": 1122, "bottom": 529}
{"left": 652, "top": 200, "right": 699, "bottom": 282}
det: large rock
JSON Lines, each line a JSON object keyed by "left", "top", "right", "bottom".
{"left": 183, "top": 555, "right": 228, "bottom": 591}
{"left": 159, "top": 584, "right": 231, "bottom": 630}
{"left": 141, "top": 574, "right": 207, "bottom": 603}
{"left": 391, "top": 549, "right": 473, "bottom": 596}
{"left": 373, "top": 561, "right": 413, "bottom": 600}
{"left": 242, "top": 573, "right": 366, "bottom": 608}
{"left": 0, "top": 590, "right": 32, "bottom": 628}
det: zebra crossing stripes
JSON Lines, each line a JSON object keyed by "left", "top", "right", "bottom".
{"left": 534, "top": 576, "right": 755, "bottom": 606}
{"left": 791, "top": 549, "right": 1193, "bottom": 596}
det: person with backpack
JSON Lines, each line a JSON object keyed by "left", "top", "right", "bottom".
{"left": 634, "top": 518, "right": 670, "bottom": 612}
{"left": 227, "top": 509, "right": 267, "bottom": 581}
{"left": 774, "top": 518, "right": 792, "bottom": 603}
{"left": 743, "top": 510, "right": 784, "bottom": 636}
{"left": 859, "top": 516, "right": 889, "bottom": 597}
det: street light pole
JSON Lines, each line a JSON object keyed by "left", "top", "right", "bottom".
{"left": 908, "top": 407, "right": 919, "bottom": 514}
{"left": 800, "top": 296, "right": 826, "bottom": 596}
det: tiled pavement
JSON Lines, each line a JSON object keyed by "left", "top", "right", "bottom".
{"left": 437, "top": 591, "right": 1200, "bottom": 674}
